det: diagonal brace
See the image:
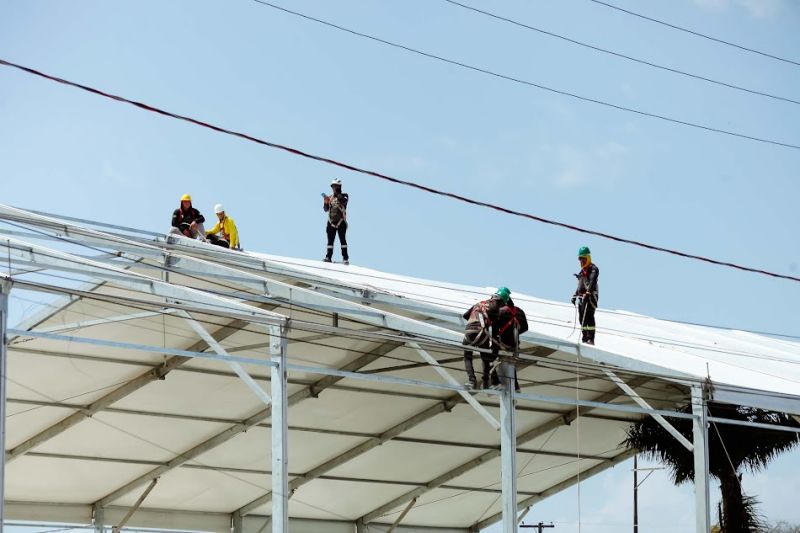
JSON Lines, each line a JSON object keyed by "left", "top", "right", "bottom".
{"left": 408, "top": 342, "right": 499, "bottom": 431}
{"left": 603, "top": 369, "right": 692, "bottom": 451}
{"left": 111, "top": 477, "right": 159, "bottom": 533}
{"left": 183, "top": 312, "right": 271, "bottom": 407}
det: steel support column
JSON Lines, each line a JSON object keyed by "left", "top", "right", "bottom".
{"left": 270, "top": 321, "right": 289, "bottom": 533}
{"left": 93, "top": 505, "right": 104, "bottom": 533}
{"left": 691, "top": 385, "right": 711, "bottom": 533}
{"left": 0, "top": 279, "right": 10, "bottom": 532}
{"left": 499, "top": 361, "right": 517, "bottom": 533}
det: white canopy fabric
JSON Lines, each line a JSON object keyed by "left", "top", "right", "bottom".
{"left": 1, "top": 206, "right": 798, "bottom": 533}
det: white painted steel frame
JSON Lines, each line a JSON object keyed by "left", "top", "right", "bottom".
{"left": 692, "top": 385, "right": 711, "bottom": 533}
{"left": 0, "top": 278, "right": 10, "bottom": 533}
{"left": 1, "top": 207, "right": 796, "bottom": 533}
{"left": 270, "top": 322, "right": 289, "bottom": 533}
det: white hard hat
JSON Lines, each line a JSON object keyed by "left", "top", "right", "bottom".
{"left": 214, "top": 203, "right": 225, "bottom": 214}
{"left": 330, "top": 178, "right": 342, "bottom": 186}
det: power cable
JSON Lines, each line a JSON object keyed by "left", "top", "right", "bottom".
{"left": 246, "top": 1, "right": 800, "bottom": 152}
{"left": 587, "top": 0, "right": 800, "bottom": 68}
{"left": 444, "top": 0, "right": 800, "bottom": 105}
{"left": 1, "top": 59, "right": 798, "bottom": 283}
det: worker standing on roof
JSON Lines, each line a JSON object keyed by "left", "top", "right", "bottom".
{"left": 462, "top": 288, "right": 509, "bottom": 390}
{"left": 571, "top": 246, "right": 599, "bottom": 345}
{"left": 170, "top": 194, "right": 206, "bottom": 241}
{"left": 323, "top": 178, "right": 349, "bottom": 265}
{"left": 490, "top": 296, "right": 528, "bottom": 391}
{"left": 205, "top": 204, "right": 240, "bottom": 250}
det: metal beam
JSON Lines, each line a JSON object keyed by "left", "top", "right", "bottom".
{"left": 408, "top": 342, "right": 499, "bottom": 430}
{"left": 359, "top": 378, "right": 649, "bottom": 524}
{"left": 499, "top": 362, "right": 517, "bottom": 533}
{"left": 692, "top": 385, "right": 711, "bottom": 533}
{"left": 0, "top": 278, "right": 10, "bottom": 532}
{"left": 6, "top": 314, "right": 264, "bottom": 462}
{"left": 24, "top": 451, "right": 543, "bottom": 496}
{"left": 93, "top": 341, "right": 399, "bottom": 508}
{"left": 34, "top": 309, "right": 175, "bottom": 335}
{"left": 603, "top": 369, "right": 693, "bottom": 451}
{"left": 111, "top": 478, "right": 158, "bottom": 533}
{"left": 386, "top": 497, "right": 417, "bottom": 533}
{"left": 183, "top": 312, "right": 272, "bottom": 406}
{"left": 236, "top": 393, "right": 464, "bottom": 516}
{"left": 472, "top": 448, "right": 637, "bottom": 531}
{"left": 0, "top": 235, "right": 284, "bottom": 326}
{"left": 93, "top": 504, "right": 104, "bottom": 533}
{"left": 270, "top": 321, "right": 289, "bottom": 533}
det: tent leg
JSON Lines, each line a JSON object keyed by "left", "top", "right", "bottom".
{"left": 0, "top": 280, "right": 9, "bottom": 533}
{"left": 232, "top": 511, "right": 243, "bottom": 533}
{"left": 93, "top": 505, "right": 105, "bottom": 533}
{"left": 499, "top": 360, "right": 517, "bottom": 533}
{"left": 691, "top": 385, "right": 711, "bottom": 533}
{"left": 270, "top": 321, "right": 289, "bottom": 533}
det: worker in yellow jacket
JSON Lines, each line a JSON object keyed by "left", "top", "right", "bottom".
{"left": 205, "top": 204, "right": 240, "bottom": 250}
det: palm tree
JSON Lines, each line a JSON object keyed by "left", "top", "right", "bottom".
{"left": 624, "top": 402, "right": 800, "bottom": 532}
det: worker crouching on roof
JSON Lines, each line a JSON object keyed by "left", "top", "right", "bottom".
{"left": 571, "top": 246, "right": 599, "bottom": 345}
{"left": 170, "top": 194, "right": 206, "bottom": 241}
{"left": 462, "top": 287, "right": 509, "bottom": 390}
{"left": 323, "top": 178, "right": 349, "bottom": 265}
{"left": 206, "top": 204, "right": 240, "bottom": 250}
{"left": 490, "top": 296, "right": 528, "bottom": 392}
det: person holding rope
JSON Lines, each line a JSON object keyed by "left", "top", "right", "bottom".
{"left": 461, "top": 287, "right": 509, "bottom": 390}
{"left": 323, "top": 178, "right": 349, "bottom": 264}
{"left": 571, "top": 246, "right": 599, "bottom": 345}
{"left": 489, "top": 297, "right": 528, "bottom": 392}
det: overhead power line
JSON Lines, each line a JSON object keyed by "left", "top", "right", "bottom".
{"left": 588, "top": 0, "right": 800, "bottom": 67}
{"left": 248, "top": 1, "right": 800, "bottom": 151}
{"left": 1, "top": 57, "right": 798, "bottom": 284}
{"left": 444, "top": 0, "right": 800, "bottom": 105}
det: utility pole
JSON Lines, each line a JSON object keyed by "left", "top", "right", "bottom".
{"left": 634, "top": 454, "right": 639, "bottom": 533}
{"left": 520, "top": 522, "right": 555, "bottom": 533}
{"left": 632, "top": 454, "right": 664, "bottom": 533}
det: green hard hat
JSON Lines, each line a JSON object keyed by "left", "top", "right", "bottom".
{"left": 578, "top": 246, "right": 591, "bottom": 257}
{"left": 495, "top": 286, "right": 511, "bottom": 303}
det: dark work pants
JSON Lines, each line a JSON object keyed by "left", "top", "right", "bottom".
{"left": 462, "top": 329, "right": 489, "bottom": 386}
{"left": 579, "top": 295, "right": 597, "bottom": 343}
{"left": 206, "top": 234, "right": 229, "bottom": 248}
{"left": 325, "top": 221, "right": 348, "bottom": 261}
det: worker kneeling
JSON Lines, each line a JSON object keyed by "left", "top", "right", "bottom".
{"left": 206, "top": 204, "right": 240, "bottom": 250}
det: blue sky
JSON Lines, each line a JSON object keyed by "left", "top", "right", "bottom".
{"left": 1, "top": 0, "right": 799, "bottom": 530}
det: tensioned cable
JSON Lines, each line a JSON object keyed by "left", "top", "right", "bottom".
{"left": 4, "top": 219, "right": 799, "bottom": 392}
{"left": 10, "top": 272, "right": 800, "bottom": 418}
{"left": 8, "top": 374, "right": 351, "bottom": 521}
{"left": 1, "top": 60, "right": 796, "bottom": 284}
{"left": 11, "top": 266, "right": 800, "bottom": 401}
{"left": 443, "top": 0, "right": 800, "bottom": 105}
{"left": 247, "top": 1, "right": 800, "bottom": 152}
{"left": 9, "top": 247, "right": 800, "bottom": 401}
{"left": 587, "top": 0, "right": 800, "bottom": 68}
{"left": 224, "top": 254, "right": 800, "bottom": 340}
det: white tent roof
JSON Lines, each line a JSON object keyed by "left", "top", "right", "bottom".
{"left": 1, "top": 206, "right": 798, "bottom": 533}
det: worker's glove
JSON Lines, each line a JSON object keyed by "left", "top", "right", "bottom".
{"left": 570, "top": 296, "right": 576, "bottom": 305}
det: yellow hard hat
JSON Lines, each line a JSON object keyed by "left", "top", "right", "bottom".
{"left": 180, "top": 194, "right": 192, "bottom": 202}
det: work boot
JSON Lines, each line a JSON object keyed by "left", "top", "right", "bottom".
{"left": 343, "top": 260, "right": 349, "bottom": 265}
{"left": 465, "top": 378, "right": 477, "bottom": 390}
{"left": 323, "top": 257, "right": 332, "bottom": 263}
